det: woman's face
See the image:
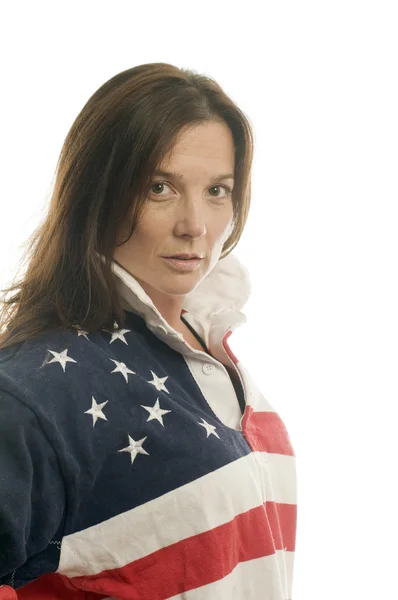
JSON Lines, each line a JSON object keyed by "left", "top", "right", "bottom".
{"left": 113, "top": 120, "right": 235, "bottom": 317}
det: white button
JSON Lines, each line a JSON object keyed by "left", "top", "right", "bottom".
{"left": 202, "top": 363, "right": 214, "bottom": 375}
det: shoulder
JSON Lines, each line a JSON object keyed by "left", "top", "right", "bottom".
{"left": 0, "top": 327, "right": 102, "bottom": 416}
{"left": 0, "top": 322, "right": 146, "bottom": 424}
{"left": 0, "top": 327, "right": 82, "bottom": 380}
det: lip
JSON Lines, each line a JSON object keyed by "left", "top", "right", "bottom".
{"left": 164, "top": 254, "right": 203, "bottom": 259}
{"left": 162, "top": 257, "right": 203, "bottom": 271}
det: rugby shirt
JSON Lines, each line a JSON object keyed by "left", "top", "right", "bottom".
{"left": 0, "top": 252, "right": 297, "bottom": 599}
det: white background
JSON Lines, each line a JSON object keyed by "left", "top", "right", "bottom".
{"left": 1, "top": 2, "right": 397, "bottom": 598}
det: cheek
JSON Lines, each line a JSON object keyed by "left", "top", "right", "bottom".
{"left": 127, "top": 216, "right": 169, "bottom": 255}
{"left": 139, "top": 215, "right": 167, "bottom": 241}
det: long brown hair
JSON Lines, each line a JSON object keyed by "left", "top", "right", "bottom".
{"left": 0, "top": 63, "right": 254, "bottom": 350}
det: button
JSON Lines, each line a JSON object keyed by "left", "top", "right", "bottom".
{"left": 202, "top": 363, "right": 214, "bottom": 375}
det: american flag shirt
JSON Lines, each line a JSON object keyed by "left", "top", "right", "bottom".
{"left": 0, "top": 253, "right": 297, "bottom": 599}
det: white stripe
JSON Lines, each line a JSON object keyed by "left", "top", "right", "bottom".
{"left": 167, "top": 551, "right": 294, "bottom": 600}
{"left": 58, "top": 452, "right": 295, "bottom": 577}
{"left": 184, "top": 350, "right": 244, "bottom": 430}
{"left": 257, "top": 452, "right": 297, "bottom": 503}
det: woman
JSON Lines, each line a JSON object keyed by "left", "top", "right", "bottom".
{"left": 0, "top": 63, "right": 297, "bottom": 599}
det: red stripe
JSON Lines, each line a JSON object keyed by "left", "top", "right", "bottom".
{"left": 242, "top": 406, "right": 296, "bottom": 456}
{"left": 15, "top": 502, "right": 296, "bottom": 599}
{"left": 16, "top": 573, "right": 109, "bottom": 599}
{"left": 222, "top": 330, "right": 239, "bottom": 365}
{"left": 61, "top": 502, "right": 296, "bottom": 600}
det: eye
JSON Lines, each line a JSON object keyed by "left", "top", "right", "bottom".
{"left": 149, "top": 181, "right": 233, "bottom": 200}
{"left": 150, "top": 182, "right": 172, "bottom": 196}
{"left": 208, "top": 184, "right": 233, "bottom": 198}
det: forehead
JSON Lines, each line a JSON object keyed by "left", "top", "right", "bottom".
{"left": 159, "top": 122, "right": 235, "bottom": 177}
{"left": 153, "top": 169, "right": 234, "bottom": 183}
{"left": 172, "top": 121, "right": 234, "bottom": 152}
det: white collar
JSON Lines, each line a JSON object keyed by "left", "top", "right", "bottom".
{"left": 102, "top": 252, "right": 252, "bottom": 352}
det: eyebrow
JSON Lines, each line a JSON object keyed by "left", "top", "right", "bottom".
{"left": 153, "top": 170, "right": 234, "bottom": 182}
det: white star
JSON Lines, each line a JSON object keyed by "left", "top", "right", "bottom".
{"left": 76, "top": 329, "right": 90, "bottom": 340}
{"left": 110, "top": 359, "right": 136, "bottom": 383}
{"left": 141, "top": 398, "right": 172, "bottom": 426}
{"left": 108, "top": 327, "right": 131, "bottom": 345}
{"left": 84, "top": 396, "right": 108, "bottom": 427}
{"left": 198, "top": 418, "right": 220, "bottom": 439}
{"left": 147, "top": 370, "right": 169, "bottom": 394}
{"left": 70, "top": 324, "right": 91, "bottom": 340}
{"left": 118, "top": 435, "right": 149, "bottom": 465}
{"left": 46, "top": 349, "right": 77, "bottom": 372}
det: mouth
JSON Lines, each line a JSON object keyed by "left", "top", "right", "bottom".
{"left": 162, "top": 256, "right": 203, "bottom": 271}
{"left": 164, "top": 254, "right": 203, "bottom": 260}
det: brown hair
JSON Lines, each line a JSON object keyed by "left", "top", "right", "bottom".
{"left": 0, "top": 62, "right": 254, "bottom": 350}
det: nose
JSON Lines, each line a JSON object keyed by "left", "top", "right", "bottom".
{"left": 174, "top": 199, "right": 207, "bottom": 239}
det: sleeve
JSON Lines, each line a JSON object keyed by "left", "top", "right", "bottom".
{"left": 0, "top": 389, "right": 66, "bottom": 585}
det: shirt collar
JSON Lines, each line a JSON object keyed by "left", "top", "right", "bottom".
{"left": 99, "top": 252, "right": 251, "bottom": 348}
